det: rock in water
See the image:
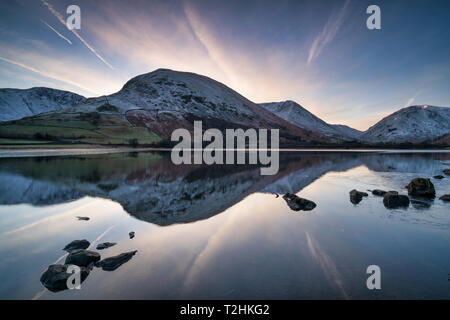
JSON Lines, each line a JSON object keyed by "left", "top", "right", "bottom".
{"left": 76, "top": 216, "right": 90, "bottom": 221}
{"left": 40, "top": 264, "right": 89, "bottom": 292}
{"left": 96, "top": 242, "right": 117, "bottom": 250}
{"left": 349, "top": 189, "right": 368, "bottom": 204}
{"left": 411, "top": 199, "right": 431, "bottom": 209}
{"left": 439, "top": 194, "right": 450, "bottom": 202}
{"left": 95, "top": 251, "right": 138, "bottom": 271}
{"left": 65, "top": 249, "right": 100, "bottom": 267}
{"left": 443, "top": 169, "right": 450, "bottom": 176}
{"left": 282, "top": 193, "right": 316, "bottom": 211}
{"left": 372, "top": 189, "right": 387, "bottom": 196}
{"left": 383, "top": 191, "right": 410, "bottom": 209}
{"left": 129, "top": 231, "right": 135, "bottom": 239}
{"left": 407, "top": 178, "right": 436, "bottom": 198}
{"left": 63, "top": 239, "right": 90, "bottom": 252}
{"left": 433, "top": 175, "right": 444, "bottom": 179}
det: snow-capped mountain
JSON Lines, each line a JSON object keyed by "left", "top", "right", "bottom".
{"left": 359, "top": 105, "right": 450, "bottom": 144}
{"left": 69, "top": 69, "right": 331, "bottom": 145}
{"left": 259, "top": 100, "right": 362, "bottom": 141}
{"left": 0, "top": 87, "right": 85, "bottom": 122}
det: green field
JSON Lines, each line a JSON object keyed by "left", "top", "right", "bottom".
{"left": 0, "top": 112, "right": 163, "bottom": 146}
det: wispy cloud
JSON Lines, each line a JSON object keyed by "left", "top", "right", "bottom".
{"left": 41, "top": 19, "right": 72, "bottom": 45}
{"left": 403, "top": 90, "right": 423, "bottom": 108}
{"left": 307, "top": 0, "right": 351, "bottom": 64}
{"left": 0, "top": 55, "right": 98, "bottom": 95}
{"left": 40, "top": 0, "right": 113, "bottom": 69}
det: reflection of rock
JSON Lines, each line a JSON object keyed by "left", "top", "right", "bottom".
{"left": 372, "top": 189, "right": 387, "bottom": 196}
{"left": 433, "top": 175, "right": 444, "bottom": 179}
{"left": 383, "top": 191, "right": 410, "bottom": 209}
{"left": 407, "top": 178, "right": 436, "bottom": 198}
{"left": 76, "top": 216, "right": 90, "bottom": 221}
{"left": 349, "top": 190, "right": 368, "bottom": 204}
{"left": 96, "top": 242, "right": 116, "bottom": 250}
{"left": 282, "top": 193, "right": 316, "bottom": 211}
{"left": 63, "top": 239, "right": 90, "bottom": 252}
{"left": 40, "top": 264, "right": 89, "bottom": 292}
{"left": 65, "top": 249, "right": 100, "bottom": 267}
{"left": 440, "top": 194, "right": 450, "bottom": 202}
{"left": 95, "top": 251, "right": 137, "bottom": 271}
{"left": 411, "top": 199, "right": 431, "bottom": 209}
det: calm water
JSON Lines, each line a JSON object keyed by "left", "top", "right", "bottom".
{"left": 0, "top": 150, "right": 449, "bottom": 299}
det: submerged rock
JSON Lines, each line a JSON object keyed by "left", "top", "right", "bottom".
{"left": 439, "top": 194, "right": 450, "bottom": 202}
{"left": 433, "top": 175, "right": 444, "bottom": 179}
{"left": 95, "top": 251, "right": 138, "bottom": 271}
{"left": 282, "top": 193, "right": 316, "bottom": 211}
{"left": 443, "top": 169, "right": 450, "bottom": 176}
{"left": 65, "top": 249, "right": 100, "bottom": 267}
{"left": 411, "top": 199, "right": 431, "bottom": 209}
{"left": 63, "top": 239, "right": 90, "bottom": 252}
{"left": 407, "top": 178, "right": 436, "bottom": 198}
{"left": 129, "top": 231, "right": 135, "bottom": 239}
{"left": 372, "top": 189, "right": 387, "bottom": 196}
{"left": 76, "top": 216, "right": 90, "bottom": 221}
{"left": 40, "top": 264, "right": 89, "bottom": 292}
{"left": 349, "top": 189, "right": 368, "bottom": 204}
{"left": 96, "top": 242, "right": 117, "bottom": 250}
{"left": 383, "top": 191, "right": 410, "bottom": 209}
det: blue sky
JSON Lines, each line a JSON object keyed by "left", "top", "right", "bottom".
{"left": 0, "top": 0, "right": 449, "bottom": 130}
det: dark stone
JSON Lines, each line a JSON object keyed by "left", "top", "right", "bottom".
{"left": 407, "top": 178, "right": 436, "bottom": 198}
{"left": 282, "top": 193, "right": 316, "bottom": 211}
{"left": 372, "top": 189, "right": 387, "bottom": 196}
{"left": 40, "top": 264, "right": 89, "bottom": 292}
{"left": 411, "top": 199, "right": 431, "bottom": 209}
{"left": 65, "top": 249, "right": 100, "bottom": 267}
{"left": 95, "top": 251, "right": 138, "bottom": 271}
{"left": 439, "top": 194, "right": 450, "bottom": 202}
{"left": 349, "top": 189, "right": 368, "bottom": 204}
{"left": 383, "top": 191, "right": 410, "bottom": 209}
{"left": 63, "top": 239, "right": 90, "bottom": 252}
{"left": 96, "top": 242, "right": 117, "bottom": 250}
{"left": 443, "top": 169, "right": 450, "bottom": 176}
{"left": 433, "top": 175, "right": 444, "bottom": 179}
{"left": 76, "top": 216, "right": 90, "bottom": 221}
{"left": 129, "top": 231, "right": 135, "bottom": 239}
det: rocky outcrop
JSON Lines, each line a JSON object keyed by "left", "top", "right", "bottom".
{"left": 65, "top": 249, "right": 100, "bottom": 267}
{"left": 282, "top": 193, "right": 316, "bottom": 211}
{"left": 95, "top": 251, "right": 138, "bottom": 271}
{"left": 349, "top": 190, "right": 368, "bottom": 204}
{"left": 407, "top": 178, "right": 436, "bottom": 198}
{"left": 383, "top": 191, "right": 410, "bottom": 208}
{"left": 40, "top": 264, "right": 90, "bottom": 292}
{"left": 63, "top": 240, "right": 90, "bottom": 252}
{"left": 96, "top": 242, "right": 117, "bottom": 250}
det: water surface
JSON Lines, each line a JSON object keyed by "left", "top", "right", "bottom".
{"left": 0, "top": 150, "right": 449, "bottom": 299}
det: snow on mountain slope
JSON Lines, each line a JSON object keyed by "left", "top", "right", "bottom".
{"left": 0, "top": 87, "right": 85, "bottom": 122}
{"left": 360, "top": 105, "right": 450, "bottom": 144}
{"left": 259, "top": 100, "right": 361, "bottom": 140}
{"left": 70, "top": 69, "right": 331, "bottom": 144}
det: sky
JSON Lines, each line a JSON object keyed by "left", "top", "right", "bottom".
{"left": 0, "top": 0, "right": 449, "bottom": 131}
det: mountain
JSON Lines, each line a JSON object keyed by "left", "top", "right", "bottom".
{"left": 0, "top": 87, "right": 85, "bottom": 122}
{"left": 0, "top": 69, "right": 331, "bottom": 146}
{"left": 259, "top": 100, "right": 362, "bottom": 141}
{"left": 359, "top": 105, "right": 450, "bottom": 144}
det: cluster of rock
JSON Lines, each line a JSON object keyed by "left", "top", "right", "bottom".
{"left": 282, "top": 193, "right": 316, "bottom": 211}
{"left": 40, "top": 235, "right": 137, "bottom": 292}
{"left": 349, "top": 171, "right": 449, "bottom": 209}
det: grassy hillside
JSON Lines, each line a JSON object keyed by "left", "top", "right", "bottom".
{"left": 0, "top": 112, "right": 163, "bottom": 146}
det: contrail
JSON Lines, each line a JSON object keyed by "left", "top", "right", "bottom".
{"left": 41, "top": 19, "right": 72, "bottom": 45}
{"left": 0, "top": 55, "right": 97, "bottom": 95}
{"left": 40, "top": 0, "right": 114, "bottom": 69}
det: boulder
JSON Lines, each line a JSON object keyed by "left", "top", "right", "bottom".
{"left": 439, "top": 194, "right": 450, "bottom": 202}
{"left": 129, "top": 231, "right": 135, "bottom": 239}
{"left": 282, "top": 193, "right": 316, "bottom": 211}
{"left": 65, "top": 249, "right": 100, "bottom": 267}
{"left": 96, "top": 242, "right": 117, "bottom": 250}
{"left": 40, "top": 264, "right": 89, "bottom": 292}
{"left": 95, "top": 251, "right": 138, "bottom": 271}
{"left": 63, "top": 239, "right": 90, "bottom": 252}
{"left": 407, "top": 178, "right": 435, "bottom": 198}
{"left": 372, "top": 189, "right": 387, "bottom": 196}
{"left": 383, "top": 191, "right": 410, "bottom": 209}
{"left": 349, "top": 189, "right": 368, "bottom": 204}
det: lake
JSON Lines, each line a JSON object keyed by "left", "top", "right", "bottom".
{"left": 0, "top": 150, "right": 449, "bottom": 299}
